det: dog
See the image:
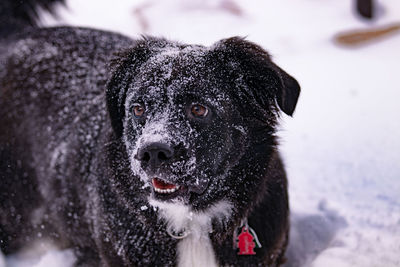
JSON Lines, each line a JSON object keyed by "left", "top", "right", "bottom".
{"left": 0, "top": 0, "right": 300, "bottom": 266}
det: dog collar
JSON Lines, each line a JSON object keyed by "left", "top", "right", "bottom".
{"left": 166, "top": 217, "right": 262, "bottom": 256}
{"left": 167, "top": 227, "right": 191, "bottom": 239}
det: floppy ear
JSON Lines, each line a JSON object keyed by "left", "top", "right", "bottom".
{"left": 270, "top": 63, "right": 301, "bottom": 116}
{"left": 106, "top": 39, "right": 156, "bottom": 138}
{"left": 214, "top": 37, "right": 300, "bottom": 116}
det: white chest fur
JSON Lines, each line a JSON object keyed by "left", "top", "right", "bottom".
{"left": 177, "top": 230, "right": 218, "bottom": 267}
{"left": 149, "top": 199, "right": 233, "bottom": 267}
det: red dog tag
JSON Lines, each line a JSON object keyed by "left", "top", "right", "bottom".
{"left": 237, "top": 226, "right": 256, "bottom": 255}
{"left": 235, "top": 220, "right": 262, "bottom": 255}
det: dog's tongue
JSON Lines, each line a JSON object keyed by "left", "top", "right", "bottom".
{"left": 152, "top": 178, "right": 177, "bottom": 190}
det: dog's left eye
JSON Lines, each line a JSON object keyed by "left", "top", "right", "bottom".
{"left": 191, "top": 104, "right": 209, "bottom": 118}
{"left": 133, "top": 103, "right": 145, "bottom": 118}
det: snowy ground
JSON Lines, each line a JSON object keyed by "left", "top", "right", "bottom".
{"left": 2, "top": 0, "right": 400, "bottom": 266}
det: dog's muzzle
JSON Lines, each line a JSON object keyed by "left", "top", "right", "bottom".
{"left": 135, "top": 142, "right": 209, "bottom": 199}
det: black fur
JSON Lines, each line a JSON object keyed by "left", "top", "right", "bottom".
{"left": 0, "top": 0, "right": 65, "bottom": 37}
{"left": 0, "top": 1, "right": 300, "bottom": 266}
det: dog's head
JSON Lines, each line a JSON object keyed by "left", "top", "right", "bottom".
{"left": 106, "top": 37, "right": 299, "bottom": 212}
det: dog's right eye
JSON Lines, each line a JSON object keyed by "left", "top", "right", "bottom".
{"left": 133, "top": 103, "right": 145, "bottom": 118}
{"left": 191, "top": 104, "right": 209, "bottom": 118}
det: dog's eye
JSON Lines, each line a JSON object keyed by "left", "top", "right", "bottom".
{"left": 133, "top": 103, "right": 145, "bottom": 118}
{"left": 191, "top": 104, "right": 209, "bottom": 118}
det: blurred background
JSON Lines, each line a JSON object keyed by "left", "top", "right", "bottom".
{"left": 29, "top": 0, "right": 400, "bottom": 266}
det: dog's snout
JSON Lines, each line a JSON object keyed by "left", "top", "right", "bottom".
{"left": 137, "top": 142, "right": 174, "bottom": 167}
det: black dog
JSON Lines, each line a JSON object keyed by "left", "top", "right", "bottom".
{"left": 0, "top": 0, "right": 300, "bottom": 266}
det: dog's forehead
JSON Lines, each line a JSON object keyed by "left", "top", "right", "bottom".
{"left": 131, "top": 45, "right": 231, "bottom": 108}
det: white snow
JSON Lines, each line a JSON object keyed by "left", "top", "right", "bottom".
{"left": 2, "top": 244, "right": 75, "bottom": 267}
{"left": 0, "top": 251, "right": 5, "bottom": 267}
{"left": 5, "top": 0, "right": 397, "bottom": 266}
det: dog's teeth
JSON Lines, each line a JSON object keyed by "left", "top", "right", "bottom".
{"left": 154, "top": 186, "right": 178, "bottom": 194}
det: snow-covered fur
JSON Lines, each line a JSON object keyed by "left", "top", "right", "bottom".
{"left": 0, "top": 0, "right": 300, "bottom": 266}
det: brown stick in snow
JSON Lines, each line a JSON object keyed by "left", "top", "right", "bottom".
{"left": 334, "top": 23, "right": 400, "bottom": 47}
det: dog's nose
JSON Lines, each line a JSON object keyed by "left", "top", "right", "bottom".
{"left": 137, "top": 142, "right": 174, "bottom": 168}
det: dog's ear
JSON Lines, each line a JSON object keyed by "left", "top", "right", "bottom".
{"left": 214, "top": 37, "right": 300, "bottom": 116}
{"left": 270, "top": 63, "right": 301, "bottom": 116}
{"left": 106, "top": 38, "right": 157, "bottom": 138}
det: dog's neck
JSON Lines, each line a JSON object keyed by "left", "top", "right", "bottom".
{"left": 148, "top": 199, "right": 233, "bottom": 267}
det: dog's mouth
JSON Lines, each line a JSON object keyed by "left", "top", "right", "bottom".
{"left": 151, "top": 177, "right": 188, "bottom": 201}
{"left": 152, "top": 177, "right": 181, "bottom": 194}
{"left": 150, "top": 177, "right": 209, "bottom": 201}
